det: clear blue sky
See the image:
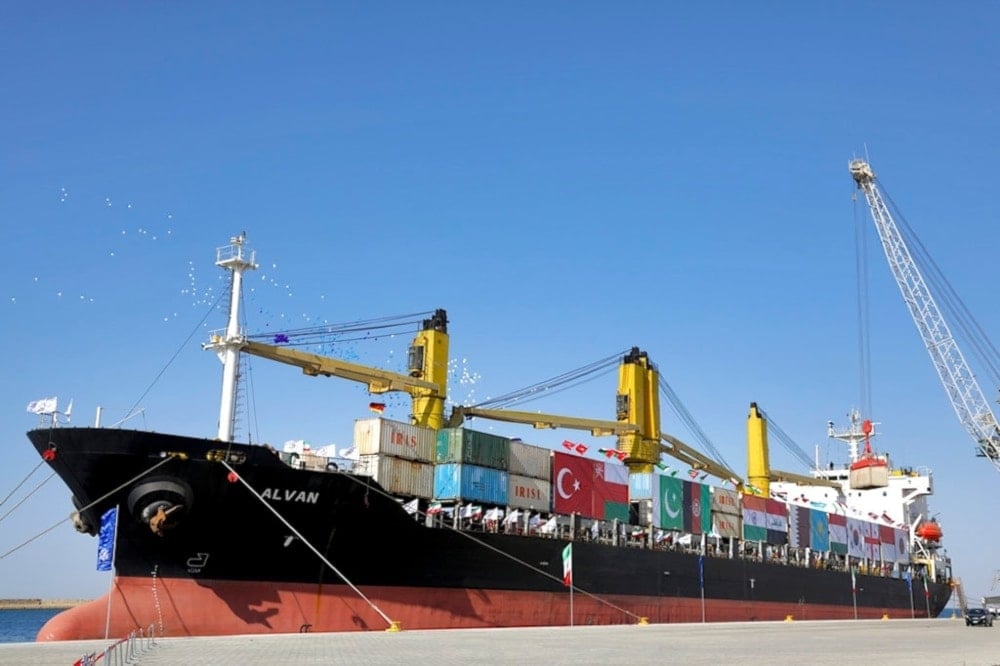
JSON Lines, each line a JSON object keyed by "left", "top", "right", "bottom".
{"left": 1, "top": 3, "right": 997, "bottom": 605}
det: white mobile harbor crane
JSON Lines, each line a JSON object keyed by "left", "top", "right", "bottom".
{"left": 850, "top": 159, "right": 1000, "bottom": 473}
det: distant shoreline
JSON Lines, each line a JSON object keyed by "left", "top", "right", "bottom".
{"left": 0, "top": 599, "right": 89, "bottom": 610}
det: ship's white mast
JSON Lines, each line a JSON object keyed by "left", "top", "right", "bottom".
{"left": 209, "top": 234, "right": 257, "bottom": 442}
{"left": 827, "top": 409, "right": 872, "bottom": 464}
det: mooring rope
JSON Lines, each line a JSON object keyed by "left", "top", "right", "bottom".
{"left": 0, "top": 459, "right": 47, "bottom": 510}
{"left": 219, "top": 460, "right": 396, "bottom": 629}
{"left": 307, "top": 460, "right": 644, "bottom": 622}
{"left": 0, "top": 472, "right": 55, "bottom": 524}
{"left": 0, "top": 454, "right": 178, "bottom": 561}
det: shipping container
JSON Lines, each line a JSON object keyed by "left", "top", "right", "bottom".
{"left": 354, "top": 417, "right": 436, "bottom": 463}
{"left": 711, "top": 486, "right": 741, "bottom": 515}
{"left": 507, "top": 474, "right": 552, "bottom": 511}
{"left": 629, "top": 472, "right": 653, "bottom": 500}
{"left": 508, "top": 440, "right": 552, "bottom": 480}
{"left": 436, "top": 428, "right": 510, "bottom": 470}
{"left": 632, "top": 499, "right": 653, "bottom": 526}
{"left": 434, "top": 463, "right": 508, "bottom": 505}
{"left": 355, "top": 454, "right": 434, "bottom": 499}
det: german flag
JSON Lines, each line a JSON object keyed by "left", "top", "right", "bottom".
{"left": 369, "top": 402, "right": 386, "bottom": 414}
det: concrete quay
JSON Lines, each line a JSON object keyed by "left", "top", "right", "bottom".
{"left": 0, "top": 619, "right": 995, "bottom": 665}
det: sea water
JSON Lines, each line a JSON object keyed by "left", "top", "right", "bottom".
{"left": 0, "top": 609, "right": 61, "bottom": 643}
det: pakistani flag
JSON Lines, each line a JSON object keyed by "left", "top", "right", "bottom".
{"left": 562, "top": 544, "right": 572, "bottom": 587}
{"left": 653, "top": 475, "right": 684, "bottom": 531}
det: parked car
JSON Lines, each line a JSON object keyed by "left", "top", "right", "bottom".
{"left": 966, "top": 608, "right": 994, "bottom": 627}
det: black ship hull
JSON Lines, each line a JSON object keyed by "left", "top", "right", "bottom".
{"left": 28, "top": 427, "right": 952, "bottom": 640}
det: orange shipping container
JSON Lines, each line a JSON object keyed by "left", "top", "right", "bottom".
{"left": 354, "top": 417, "right": 436, "bottom": 463}
{"left": 356, "top": 454, "right": 434, "bottom": 499}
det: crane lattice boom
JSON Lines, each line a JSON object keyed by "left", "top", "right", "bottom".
{"left": 850, "top": 159, "right": 1000, "bottom": 471}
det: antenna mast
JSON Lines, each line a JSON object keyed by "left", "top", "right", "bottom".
{"left": 206, "top": 234, "right": 257, "bottom": 442}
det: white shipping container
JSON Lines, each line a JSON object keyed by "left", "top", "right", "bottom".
{"left": 354, "top": 417, "right": 436, "bottom": 463}
{"left": 508, "top": 441, "right": 552, "bottom": 480}
{"left": 356, "top": 454, "right": 434, "bottom": 499}
{"left": 507, "top": 474, "right": 552, "bottom": 511}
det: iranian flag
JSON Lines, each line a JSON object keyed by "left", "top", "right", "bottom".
{"left": 829, "top": 512, "right": 848, "bottom": 554}
{"left": 562, "top": 543, "right": 572, "bottom": 587}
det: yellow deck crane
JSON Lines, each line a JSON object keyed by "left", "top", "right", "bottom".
{"left": 237, "top": 309, "right": 451, "bottom": 430}
{"left": 744, "top": 403, "right": 841, "bottom": 496}
{"left": 449, "top": 347, "right": 745, "bottom": 487}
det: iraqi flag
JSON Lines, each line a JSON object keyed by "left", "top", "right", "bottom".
{"left": 742, "top": 494, "right": 766, "bottom": 542}
{"left": 683, "top": 480, "right": 712, "bottom": 535}
{"left": 653, "top": 475, "right": 684, "bottom": 531}
{"left": 829, "top": 512, "right": 848, "bottom": 554}
{"left": 764, "top": 499, "right": 787, "bottom": 545}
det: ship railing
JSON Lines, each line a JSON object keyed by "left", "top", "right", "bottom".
{"left": 75, "top": 624, "right": 157, "bottom": 666}
{"left": 444, "top": 506, "right": 922, "bottom": 585}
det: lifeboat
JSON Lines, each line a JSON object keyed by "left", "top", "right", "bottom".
{"left": 915, "top": 519, "right": 943, "bottom": 542}
{"left": 849, "top": 419, "right": 889, "bottom": 489}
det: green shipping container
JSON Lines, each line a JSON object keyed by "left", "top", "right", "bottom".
{"left": 436, "top": 428, "right": 510, "bottom": 470}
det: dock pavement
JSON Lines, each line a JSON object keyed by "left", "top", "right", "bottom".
{"left": 0, "top": 618, "right": 996, "bottom": 665}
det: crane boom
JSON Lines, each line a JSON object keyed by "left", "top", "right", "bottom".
{"left": 450, "top": 348, "right": 746, "bottom": 486}
{"left": 233, "top": 309, "right": 450, "bottom": 430}
{"left": 850, "top": 159, "right": 1000, "bottom": 470}
{"left": 242, "top": 340, "right": 439, "bottom": 392}
{"left": 660, "top": 433, "right": 743, "bottom": 487}
{"left": 447, "top": 406, "right": 637, "bottom": 436}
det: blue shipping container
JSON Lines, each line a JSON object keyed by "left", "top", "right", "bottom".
{"left": 629, "top": 472, "right": 653, "bottom": 500}
{"left": 434, "top": 463, "right": 508, "bottom": 505}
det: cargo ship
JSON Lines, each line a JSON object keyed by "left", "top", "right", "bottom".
{"left": 29, "top": 235, "right": 952, "bottom": 641}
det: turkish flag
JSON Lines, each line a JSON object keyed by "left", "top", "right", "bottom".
{"left": 552, "top": 452, "right": 596, "bottom": 516}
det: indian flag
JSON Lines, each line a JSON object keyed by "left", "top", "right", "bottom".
{"left": 562, "top": 543, "right": 572, "bottom": 587}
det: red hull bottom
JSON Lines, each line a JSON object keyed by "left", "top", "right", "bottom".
{"left": 38, "top": 576, "right": 922, "bottom": 641}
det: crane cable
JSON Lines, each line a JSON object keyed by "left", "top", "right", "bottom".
{"left": 245, "top": 312, "right": 435, "bottom": 348}
{"left": 758, "top": 408, "right": 817, "bottom": 472}
{"left": 658, "top": 381, "right": 733, "bottom": 473}
{"left": 853, "top": 193, "right": 874, "bottom": 420}
{"left": 471, "top": 351, "right": 627, "bottom": 410}
{"left": 879, "top": 183, "right": 1000, "bottom": 387}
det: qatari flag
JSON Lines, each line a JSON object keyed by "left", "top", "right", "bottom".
{"left": 788, "top": 505, "right": 811, "bottom": 549}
